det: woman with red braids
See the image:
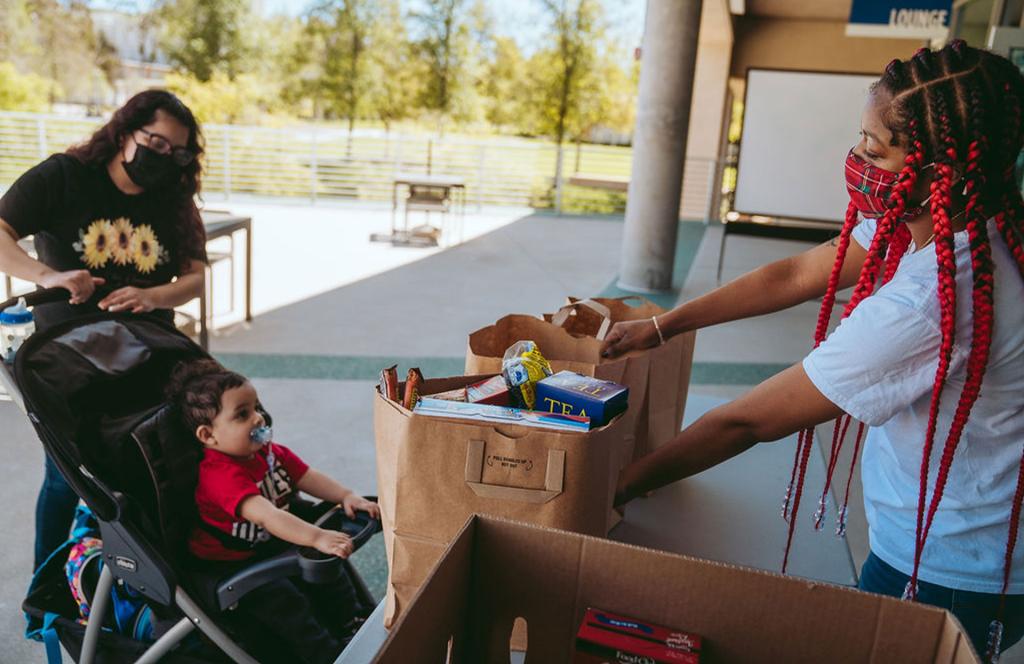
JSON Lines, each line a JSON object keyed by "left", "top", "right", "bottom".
{"left": 603, "top": 41, "right": 1024, "bottom": 660}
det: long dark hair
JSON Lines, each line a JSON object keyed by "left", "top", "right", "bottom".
{"left": 66, "top": 89, "right": 207, "bottom": 269}
{"left": 780, "top": 41, "right": 1024, "bottom": 658}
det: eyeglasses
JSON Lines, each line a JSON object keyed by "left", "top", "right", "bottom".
{"left": 135, "top": 127, "right": 196, "bottom": 166}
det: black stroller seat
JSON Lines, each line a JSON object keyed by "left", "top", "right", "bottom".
{"left": 15, "top": 307, "right": 380, "bottom": 664}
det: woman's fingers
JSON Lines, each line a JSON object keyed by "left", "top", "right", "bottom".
{"left": 601, "top": 325, "right": 627, "bottom": 358}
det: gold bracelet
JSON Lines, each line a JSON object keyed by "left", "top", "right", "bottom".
{"left": 651, "top": 315, "right": 666, "bottom": 346}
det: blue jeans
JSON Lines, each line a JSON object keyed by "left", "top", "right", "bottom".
{"left": 33, "top": 454, "right": 78, "bottom": 571}
{"left": 859, "top": 551, "right": 1024, "bottom": 659}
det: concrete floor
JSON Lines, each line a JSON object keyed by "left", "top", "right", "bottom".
{"left": 0, "top": 203, "right": 1017, "bottom": 662}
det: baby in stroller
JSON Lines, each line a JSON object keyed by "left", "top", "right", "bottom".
{"left": 167, "top": 359, "right": 379, "bottom": 664}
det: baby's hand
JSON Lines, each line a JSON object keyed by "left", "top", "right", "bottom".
{"left": 313, "top": 529, "right": 353, "bottom": 559}
{"left": 342, "top": 494, "right": 381, "bottom": 520}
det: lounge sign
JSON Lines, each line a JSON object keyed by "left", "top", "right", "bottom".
{"left": 847, "top": 0, "right": 953, "bottom": 39}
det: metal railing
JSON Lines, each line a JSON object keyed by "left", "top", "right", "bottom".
{"left": 0, "top": 110, "right": 720, "bottom": 219}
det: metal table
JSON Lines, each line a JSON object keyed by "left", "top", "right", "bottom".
{"left": 202, "top": 211, "right": 253, "bottom": 324}
{"left": 372, "top": 173, "right": 467, "bottom": 247}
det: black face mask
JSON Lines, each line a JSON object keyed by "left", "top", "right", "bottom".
{"left": 122, "top": 144, "right": 180, "bottom": 191}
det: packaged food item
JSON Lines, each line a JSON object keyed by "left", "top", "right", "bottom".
{"left": 466, "top": 375, "right": 511, "bottom": 406}
{"left": 402, "top": 367, "right": 424, "bottom": 410}
{"left": 424, "top": 387, "right": 468, "bottom": 402}
{"left": 501, "top": 340, "right": 553, "bottom": 410}
{"left": 380, "top": 365, "right": 399, "bottom": 402}
{"left": 413, "top": 398, "right": 589, "bottom": 432}
{"left": 535, "top": 371, "right": 629, "bottom": 429}
{"left": 573, "top": 608, "right": 702, "bottom": 664}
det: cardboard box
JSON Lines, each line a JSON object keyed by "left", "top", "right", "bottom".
{"left": 536, "top": 371, "right": 629, "bottom": 429}
{"left": 376, "top": 515, "right": 979, "bottom": 663}
{"left": 574, "top": 607, "right": 701, "bottom": 663}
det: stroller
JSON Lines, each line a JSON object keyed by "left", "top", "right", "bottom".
{"left": 11, "top": 288, "right": 380, "bottom": 663}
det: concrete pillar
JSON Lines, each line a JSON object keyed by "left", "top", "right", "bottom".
{"left": 618, "top": 0, "right": 703, "bottom": 293}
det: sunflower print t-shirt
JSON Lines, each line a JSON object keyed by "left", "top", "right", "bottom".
{"left": 0, "top": 153, "right": 206, "bottom": 330}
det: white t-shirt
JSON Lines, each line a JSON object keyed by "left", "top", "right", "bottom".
{"left": 803, "top": 217, "right": 1024, "bottom": 593}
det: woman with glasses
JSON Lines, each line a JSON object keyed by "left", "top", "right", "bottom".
{"left": 0, "top": 89, "right": 208, "bottom": 571}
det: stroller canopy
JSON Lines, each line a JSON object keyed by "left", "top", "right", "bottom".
{"left": 16, "top": 314, "right": 208, "bottom": 549}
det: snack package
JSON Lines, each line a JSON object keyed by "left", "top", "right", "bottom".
{"left": 573, "top": 608, "right": 702, "bottom": 664}
{"left": 501, "top": 341, "right": 552, "bottom": 410}
{"left": 424, "top": 387, "right": 468, "bottom": 402}
{"left": 466, "top": 375, "right": 511, "bottom": 406}
{"left": 380, "top": 365, "right": 399, "bottom": 402}
{"left": 402, "top": 368, "right": 424, "bottom": 409}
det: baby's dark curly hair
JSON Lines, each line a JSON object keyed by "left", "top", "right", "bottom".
{"left": 165, "top": 359, "right": 248, "bottom": 432}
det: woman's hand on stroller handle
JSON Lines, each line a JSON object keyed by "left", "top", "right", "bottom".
{"left": 39, "top": 269, "right": 104, "bottom": 305}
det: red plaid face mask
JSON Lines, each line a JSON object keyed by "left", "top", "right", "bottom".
{"left": 845, "top": 149, "right": 930, "bottom": 219}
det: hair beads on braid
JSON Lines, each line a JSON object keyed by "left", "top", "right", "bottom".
{"left": 779, "top": 44, "right": 1024, "bottom": 638}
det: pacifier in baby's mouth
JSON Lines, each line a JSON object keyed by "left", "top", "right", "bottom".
{"left": 250, "top": 426, "right": 273, "bottom": 445}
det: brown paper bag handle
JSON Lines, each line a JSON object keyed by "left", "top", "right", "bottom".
{"left": 464, "top": 439, "right": 565, "bottom": 504}
{"left": 549, "top": 299, "right": 612, "bottom": 341}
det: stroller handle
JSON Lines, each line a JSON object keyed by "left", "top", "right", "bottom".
{"left": 0, "top": 287, "right": 71, "bottom": 312}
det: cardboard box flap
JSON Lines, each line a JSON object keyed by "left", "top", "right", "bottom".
{"left": 376, "top": 516, "right": 981, "bottom": 664}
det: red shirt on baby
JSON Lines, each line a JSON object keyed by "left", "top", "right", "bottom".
{"left": 189, "top": 442, "right": 309, "bottom": 561}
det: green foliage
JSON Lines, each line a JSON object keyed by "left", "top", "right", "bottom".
{"left": 0, "top": 0, "right": 639, "bottom": 159}
{"left": 482, "top": 36, "right": 524, "bottom": 131}
{"left": 165, "top": 71, "right": 272, "bottom": 124}
{"left": 364, "top": 0, "right": 424, "bottom": 130}
{"left": 410, "top": 0, "right": 491, "bottom": 127}
{"left": 0, "top": 61, "right": 60, "bottom": 111}
{"left": 0, "top": 0, "right": 111, "bottom": 108}
{"left": 154, "top": 0, "right": 254, "bottom": 81}
{"left": 526, "top": 0, "right": 605, "bottom": 145}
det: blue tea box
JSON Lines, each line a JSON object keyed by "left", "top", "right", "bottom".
{"left": 534, "top": 371, "right": 629, "bottom": 429}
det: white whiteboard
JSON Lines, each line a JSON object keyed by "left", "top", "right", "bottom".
{"left": 734, "top": 69, "right": 878, "bottom": 222}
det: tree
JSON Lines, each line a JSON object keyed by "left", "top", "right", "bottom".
{"left": 0, "top": 1, "right": 39, "bottom": 69}
{"left": 483, "top": 36, "right": 525, "bottom": 132}
{"left": 164, "top": 70, "right": 264, "bottom": 124}
{"left": 21, "top": 0, "right": 112, "bottom": 106}
{"left": 410, "top": 0, "right": 489, "bottom": 129}
{"left": 529, "top": 0, "right": 604, "bottom": 208}
{"left": 154, "top": 0, "right": 253, "bottom": 81}
{"left": 309, "top": 0, "right": 378, "bottom": 136}
{"left": 569, "top": 44, "right": 637, "bottom": 169}
{"left": 364, "top": 0, "right": 423, "bottom": 131}
{"left": 0, "top": 62, "right": 60, "bottom": 111}
{"left": 534, "top": 0, "right": 602, "bottom": 146}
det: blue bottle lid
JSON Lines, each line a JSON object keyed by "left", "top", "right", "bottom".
{"left": 0, "top": 298, "right": 33, "bottom": 325}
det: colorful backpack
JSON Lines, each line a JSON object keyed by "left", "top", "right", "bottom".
{"left": 26, "top": 504, "right": 155, "bottom": 655}
{"left": 65, "top": 533, "right": 155, "bottom": 641}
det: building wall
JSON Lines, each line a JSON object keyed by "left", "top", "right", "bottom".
{"left": 731, "top": 17, "right": 924, "bottom": 77}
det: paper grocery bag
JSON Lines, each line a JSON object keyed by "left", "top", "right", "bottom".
{"left": 465, "top": 313, "right": 647, "bottom": 469}
{"left": 375, "top": 374, "right": 627, "bottom": 628}
{"left": 547, "top": 296, "right": 696, "bottom": 460}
